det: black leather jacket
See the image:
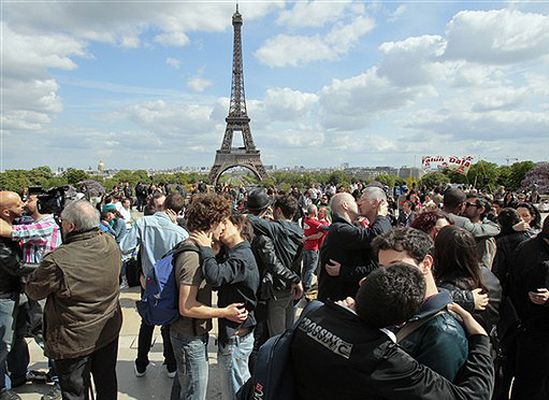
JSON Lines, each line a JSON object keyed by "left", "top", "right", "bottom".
{"left": 248, "top": 216, "right": 303, "bottom": 297}
{"left": 439, "top": 267, "right": 502, "bottom": 334}
{"left": 0, "top": 237, "right": 36, "bottom": 298}
{"left": 317, "top": 215, "right": 392, "bottom": 302}
{"left": 493, "top": 231, "right": 530, "bottom": 294}
{"left": 251, "top": 235, "right": 300, "bottom": 299}
{"left": 291, "top": 302, "right": 494, "bottom": 400}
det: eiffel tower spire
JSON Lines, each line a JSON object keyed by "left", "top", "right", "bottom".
{"left": 228, "top": 2, "right": 248, "bottom": 121}
{"left": 209, "top": 6, "right": 266, "bottom": 184}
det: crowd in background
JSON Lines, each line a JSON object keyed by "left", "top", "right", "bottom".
{"left": 0, "top": 177, "right": 548, "bottom": 400}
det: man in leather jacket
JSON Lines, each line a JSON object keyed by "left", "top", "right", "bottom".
{"left": 318, "top": 188, "right": 392, "bottom": 302}
{"left": 0, "top": 192, "right": 34, "bottom": 400}
{"left": 246, "top": 190, "right": 303, "bottom": 369}
{"left": 291, "top": 263, "right": 495, "bottom": 400}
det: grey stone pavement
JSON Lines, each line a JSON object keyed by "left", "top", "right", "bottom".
{"left": 16, "top": 287, "right": 225, "bottom": 400}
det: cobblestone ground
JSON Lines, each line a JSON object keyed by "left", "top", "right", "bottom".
{"left": 16, "top": 287, "right": 224, "bottom": 400}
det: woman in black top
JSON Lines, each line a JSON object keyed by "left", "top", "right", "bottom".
{"left": 435, "top": 225, "right": 502, "bottom": 334}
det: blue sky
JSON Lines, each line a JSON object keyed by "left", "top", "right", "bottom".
{"left": 2, "top": 1, "right": 549, "bottom": 171}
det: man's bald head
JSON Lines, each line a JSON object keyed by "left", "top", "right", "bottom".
{"left": 330, "top": 192, "right": 359, "bottom": 222}
{"left": 0, "top": 191, "right": 25, "bottom": 222}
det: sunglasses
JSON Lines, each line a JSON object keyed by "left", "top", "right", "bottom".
{"left": 465, "top": 202, "right": 481, "bottom": 208}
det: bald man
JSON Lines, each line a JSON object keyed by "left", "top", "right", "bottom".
{"left": 317, "top": 189, "right": 392, "bottom": 302}
{"left": 0, "top": 192, "right": 30, "bottom": 400}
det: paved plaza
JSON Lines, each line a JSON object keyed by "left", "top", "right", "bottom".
{"left": 16, "top": 287, "right": 224, "bottom": 400}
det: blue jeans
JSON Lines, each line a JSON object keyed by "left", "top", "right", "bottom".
{"left": 0, "top": 296, "right": 29, "bottom": 390}
{"left": 302, "top": 249, "right": 319, "bottom": 291}
{"left": 217, "top": 332, "right": 253, "bottom": 400}
{"left": 170, "top": 332, "right": 209, "bottom": 400}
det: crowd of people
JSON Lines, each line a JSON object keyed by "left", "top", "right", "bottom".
{"left": 0, "top": 179, "right": 547, "bottom": 400}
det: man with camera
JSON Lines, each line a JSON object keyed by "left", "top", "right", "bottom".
{"left": 0, "top": 191, "right": 63, "bottom": 400}
{"left": 0, "top": 191, "right": 40, "bottom": 400}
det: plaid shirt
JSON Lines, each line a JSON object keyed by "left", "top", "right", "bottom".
{"left": 12, "top": 214, "right": 62, "bottom": 264}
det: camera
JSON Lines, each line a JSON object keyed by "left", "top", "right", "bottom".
{"left": 28, "top": 186, "right": 77, "bottom": 215}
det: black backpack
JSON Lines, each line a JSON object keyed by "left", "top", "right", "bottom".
{"left": 237, "top": 300, "right": 323, "bottom": 400}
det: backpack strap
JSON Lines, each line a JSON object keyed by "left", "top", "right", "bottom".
{"left": 170, "top": 240, "right": 202, "bottom": 336}
{"left": 396, "top": 310, "right": 446, "bottom": 343}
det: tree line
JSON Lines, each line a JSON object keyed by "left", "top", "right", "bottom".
{"left": 0, "top": 161, "right": 546, "bottom": 194}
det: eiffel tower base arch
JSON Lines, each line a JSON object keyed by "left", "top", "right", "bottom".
{"left": 209, "top": 150, "right": 267, "bottom": 185}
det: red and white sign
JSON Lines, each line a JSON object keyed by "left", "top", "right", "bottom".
{"left": 422, "top": 155, "right": 474, "bottom": 175}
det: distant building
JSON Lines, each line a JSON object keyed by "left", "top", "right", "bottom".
{"left": 98, "top": 160, "right": 105, "bottom": 173}
{"left": 398, "top": 167, "right": 424, "bottom": 179}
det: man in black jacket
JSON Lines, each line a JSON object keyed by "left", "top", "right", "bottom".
{"left": 510, "top": 217, "right": 549, "bottom": 400}
{"left": 291, "top": 263, "right": 495, "bottom": 400}
{"left": 318, "top": 188, "right": 391, "bottom": 301}
{"left": 247, "top": 194, "right": 303, "bottom": 336}
{"left": 0, "top": 192, "right": 31, "bottom": 400}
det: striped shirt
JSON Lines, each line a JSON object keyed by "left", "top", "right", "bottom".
{"left": 12, "top": 214, "right": 62, "bottom": 264}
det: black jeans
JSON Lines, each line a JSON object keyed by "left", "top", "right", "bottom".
{"left": 136, "top": 320, "right": 176, "bottom": 371}
{"left": 511, "top": 329, "right": 549, "bottom": 400}
{"left": 55, "top": 338, "right": 119, "bottom": 400}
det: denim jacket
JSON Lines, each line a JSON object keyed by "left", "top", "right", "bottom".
{"left": 120, "top": 211, "right": 188, "bottom": 276}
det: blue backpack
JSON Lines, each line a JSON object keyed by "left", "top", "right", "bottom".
{"left": 136, "top": 242, "right": 199, "bottom": 326}
{"left": 237, "top": 300, "right": 323, "bottom": 400}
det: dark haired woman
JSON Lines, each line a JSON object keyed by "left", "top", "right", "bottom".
{"left": 191, "top": 214, "right": 259, "bottom": 400}
{"left": 516, "top": 202, "right": 542, "bottom": 237}
{"left": 434, "top": 225, "right": 502, "bottom": 334}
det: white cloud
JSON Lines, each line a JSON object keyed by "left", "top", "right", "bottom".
{"left": 378, "top": 35, "right": 447, "bottom": 86}
{"left": 263, "top": 88, "right": 319, "bottom": 121}
{"left": 388, "top": 5, "right": 407, "bottom": 22}
{"left": 277, "top": 0, "right": 353, "bottom": 28}
{"left": 406, "top": 109, "right": 549, "bottom": 141}
{"left": 154, "top": 32, "right": 190, "bottom": 47}
{"left": 444, "top": 9, "right": 549, "bottom": 64}
{"left": 256, "top": 15, "right": 375, "bottom": 67}
{"left": 187, "top": 77, "right": 213, "bottom": 93}
{"left": 319, "top": 67, "right": 433, "bottom": 130}
{"left": 166, "top": 57, "right": 182, "bottom": 69}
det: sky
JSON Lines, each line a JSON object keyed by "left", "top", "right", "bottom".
{"left": 1, "top": 0, "right": 549, "bottom": 171}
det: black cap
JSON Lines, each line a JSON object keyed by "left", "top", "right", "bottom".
{"left": 246, "top": 188, "right": 272, "bottom": 212}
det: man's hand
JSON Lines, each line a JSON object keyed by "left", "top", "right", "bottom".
{"left": 528, "top": 288, "right": 549, "bottom": 305}
{"left": 512, "top": 221, "right": 530, "bottom": 232}
{"left": 335, "top": 296, "right": 356, "bottom": 311}
{"left": 325, "top": 259, "right": 341, "bottom": 277}
{"left": 448, "top": 303, "right": 487, "bottom": 336}
{"left": 190, "top": 231, "right": 213, "bottom": 247}
{"left": 0, "top": 219, "right": 13, "bottom": 237}
{"left": 291, "top": 281, "right": 304, "bottom": 300}
{"left": 166, "top": 209, "right": 178, "bottom": 224}
{"left": 377, "top": 199, "right": 389, "bottom": 217}
{"left": 223, "top": 303, "right": 248, "bottom": 323}
{"left": 472, "top": 288, "right": 489, "bottom": 311}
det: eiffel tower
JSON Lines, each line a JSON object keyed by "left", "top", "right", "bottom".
{"left": 209, "top": 5, "right": 266, "bottom": 184}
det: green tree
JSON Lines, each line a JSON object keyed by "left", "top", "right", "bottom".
{"left": 0, "top": 170, "right": 31, "bottom": 192}
{"left": 420, "top": 172, "right": 450, "bottom": 188}
{"left": 467, "top": 161, "right": 500, "bottom": 190}
{"left": 63, "top": 168, "right": 90, "bottom": 185}
{"left": 508, "top": 161, "right": 536, "bottom": 191}
{"left": 375, "top": 174, "right": 398, "bottom": 188}
{"left": 28, "top": 166, "right": 54, "bottom": 187}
